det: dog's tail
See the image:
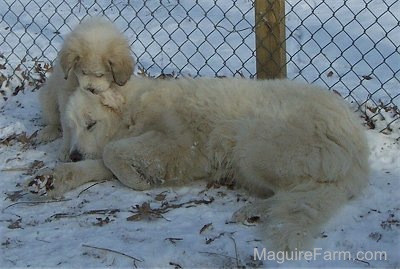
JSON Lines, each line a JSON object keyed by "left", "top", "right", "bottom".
{"left": 258, "top": 174, "right": 364, "bottom": 251}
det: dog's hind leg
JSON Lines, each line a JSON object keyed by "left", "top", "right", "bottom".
{"left": 231, "top": 118, "right": 368, "bottom": 251}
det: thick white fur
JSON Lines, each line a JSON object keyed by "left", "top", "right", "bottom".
{"left": 42, "top": 77, "right": 370, "bottom": 251}
{"left": 36, "top": 17, "right": 134, "bottom": 161}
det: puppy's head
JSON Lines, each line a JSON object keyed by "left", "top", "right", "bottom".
{"left": 65, "top": 88, "right": 125, "bottom": 161}
{"left": 59, "top": 17, "right": 134, "bottom": 94}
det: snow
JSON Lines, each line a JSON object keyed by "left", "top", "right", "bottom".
{"left": 1, "top": 0, "right": 399, "bottom": 268}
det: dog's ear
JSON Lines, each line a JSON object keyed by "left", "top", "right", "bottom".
{"left": 98, "top": 89, "right": 125, "bottom": 115}
{"left": 107, "top": 39, "right": 134, "bottom": 86}
{"left": 109, "top": 56, "right": 134, "bottom": 86}
{"left": 59, "top": 47, "right": 79, "bottom": 80}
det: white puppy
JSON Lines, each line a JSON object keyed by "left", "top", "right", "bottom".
{"left": 31, "top": 77, "right": 370, "bottom": 251}
{"left": 36, "top": 17, "right": 134, "bottom": 161}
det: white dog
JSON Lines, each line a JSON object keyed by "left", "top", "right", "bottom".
{"left": 36, "top": 17, "right": 134, "bottom": 161}
{"left": 30, "top": 77, "right": 369, "bottom": 251}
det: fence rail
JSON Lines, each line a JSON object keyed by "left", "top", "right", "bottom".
{"left": 0, "top": 0, "right": 399, "bottom": 134}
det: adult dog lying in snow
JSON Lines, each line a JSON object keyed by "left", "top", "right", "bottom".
{"left": 35, "top": 17, "right": 134, "bottom": 161}
{"left": 29, "top": 77, "right": 369, "bottom": 251}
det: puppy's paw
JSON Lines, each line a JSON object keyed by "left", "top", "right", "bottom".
{"left": 33, "top": 125, "right": 61, "bottom": 144}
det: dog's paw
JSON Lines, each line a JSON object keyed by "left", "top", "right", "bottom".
{"left": 25, "top": 167, "right": 56, "bottom": 197}
{"left": 266, "top": 222, "right": 313, "bottom": 252}
{"left": 25, "top": 165, "right": 75, "bottom": 198}
{"left": 233, "top": 201, "right": 314, "bottom": 251}
{"left": 27, "top": 173, "right": 55, "bottom": 196}
{"left": 33, "top": 125, "right": 61, "bottom": 144}
{"left": 128, "top": 158, "right": 165, "bottom": 190}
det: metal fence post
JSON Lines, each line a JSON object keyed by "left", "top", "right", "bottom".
{"left": 255, "top": 0, "right": 287, "bottom": 79}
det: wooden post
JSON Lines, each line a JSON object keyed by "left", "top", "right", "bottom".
{"left": 255, "top": 0, "right": 287, "bottom": 79}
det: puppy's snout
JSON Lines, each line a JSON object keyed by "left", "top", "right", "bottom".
{"left": 69, "top": 150, "right": 83, "bottom": 162}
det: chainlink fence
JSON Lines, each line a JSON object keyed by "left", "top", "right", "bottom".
{"left": 0, "top": 0, "right": 399, "bottom": 134}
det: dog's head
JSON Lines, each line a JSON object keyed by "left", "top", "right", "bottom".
{"left": 65, "top": 88, "right": 125, "bottom": 161}
{"left": 59, "top": 17, "right": 134, "bottom": 94}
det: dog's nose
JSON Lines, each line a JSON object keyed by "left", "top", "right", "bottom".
{"left": 69, "top": 150, "right": 83, "bottom": 162}
{"left": 86, "top": 87, "right": 96, "bottom": 94}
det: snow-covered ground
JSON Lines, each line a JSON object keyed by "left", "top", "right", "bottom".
{"left": 1, "top": 0, "right": 399, "bottom": 268}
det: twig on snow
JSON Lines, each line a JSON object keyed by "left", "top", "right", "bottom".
{"left": 48, "top": 208, "right": 120, "bottom": 220}
{"left": 229, "top": 236, "right": 240, "bottom": 268}
{"left": 169, "top": 262, "right": 183, "bottom": 268}
{"left": 82, "top": 244, "right": 142, "bottom": 267}
{"left": 165, "top": 237, "right": 183, "bottom": 245}
{"left": 77, "top": 180, "right": 107, "bottom": 197}
{"left": 354, "top": 258, "right": 370, "bottom": 266}
{"left": 199, "top": 251, "right": 238, "bottom": 261}
{"left": 1, "top": 166, "right": 30, "bottom": 172}
{"left": 2, "top": 199, "right": 71, "bottom": 213}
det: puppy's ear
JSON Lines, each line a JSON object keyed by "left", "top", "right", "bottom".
{"left": 98, "top": 90, "right": 125, "bottom": 115}
{"left": 109, "top": 56, "right": 134, "bottom": 86}
{"left": 107, "top": 39, "right": 134, "bottom": 86}
{"left": 59, "top": 47, "right": 79, "bottom": 80}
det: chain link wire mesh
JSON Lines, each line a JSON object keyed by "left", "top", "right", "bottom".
{"left": 0, "top": 0, "right": 399, "bottom": 133}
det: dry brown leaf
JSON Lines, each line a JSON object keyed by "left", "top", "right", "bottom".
{"left": 127, "top": 202, "right": 163, "bottom": 221}
{"left": 7, "top": 219, "right": 22, "bottom": 229}
{"left": 93, "top": 217, "right": 112, "bottom": 227}
{"left": 155, "top": 192, "right": 167, "bottom": 201}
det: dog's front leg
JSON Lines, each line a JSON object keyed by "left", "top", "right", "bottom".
{"left": 103, "top": 131, "right": 177, "bottom": 191}
{"left": 27, "top": 159, "right": 113, "bottom": 198}
{"left": 58, "top": 109, "right": 73, "bottom": 162}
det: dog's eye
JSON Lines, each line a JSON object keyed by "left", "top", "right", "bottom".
{"left": 96, "top": 73, "right": 104, "bottom": 78}
{"left": 86, "top": 120, "right": 97, "bottom": 131}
